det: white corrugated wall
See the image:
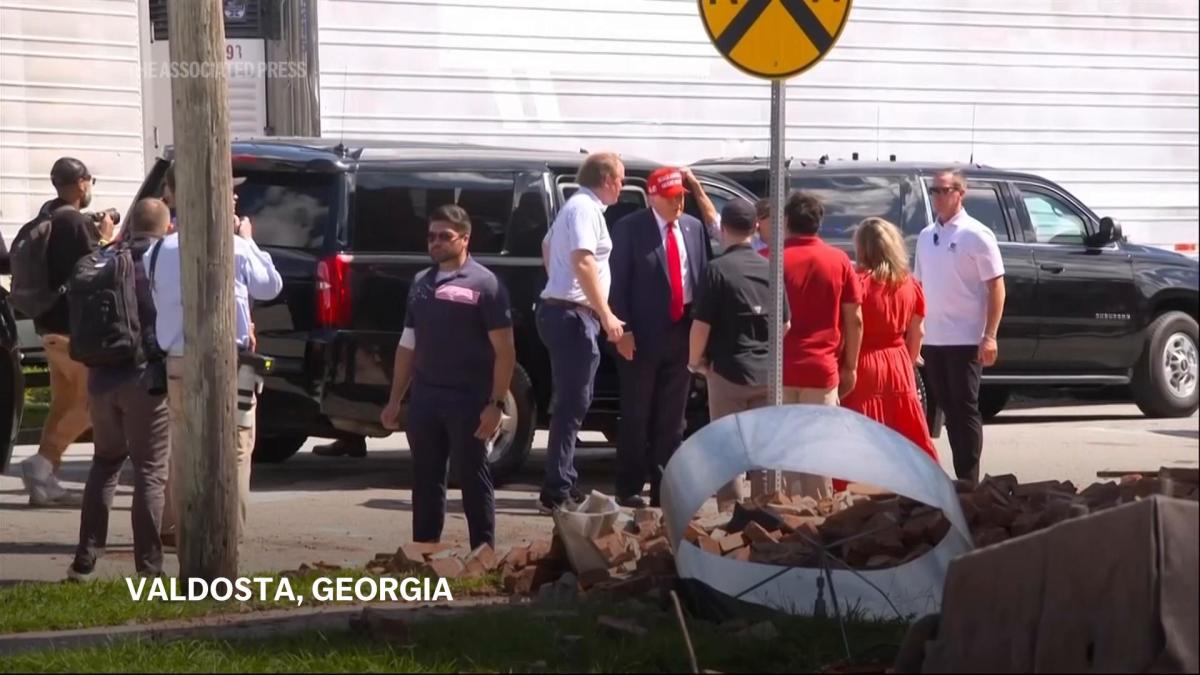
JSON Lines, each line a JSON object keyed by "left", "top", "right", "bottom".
{"left": 317, "top": 0, "right": 1199, "bottom": 252}
{"left": 0, "top": 0, "right": 146, "bottom": 246}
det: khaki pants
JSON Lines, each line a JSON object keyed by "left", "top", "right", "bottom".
{"left": 706, "top": 371, "right": 770, "bottom": 510}
{"left": 780, "top": 386, "right": 839, "bottom": 501}
{"left": 39, "top": 334, "right": 92, "bottom": 468}
{"left": 160, "top": 357, "right": 255, "bottom": 542}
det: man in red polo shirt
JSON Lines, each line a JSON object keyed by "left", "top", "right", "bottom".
{"left": 779, "top": 191, "right": 864, "bottom": 499}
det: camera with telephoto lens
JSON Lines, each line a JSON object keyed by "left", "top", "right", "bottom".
{"left": 87, "top": 208, "right": 121, "bottom": 226}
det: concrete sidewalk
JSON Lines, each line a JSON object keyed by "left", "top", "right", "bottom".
{"left": 3, "top": 405, "right": 1196, "bottom": 583}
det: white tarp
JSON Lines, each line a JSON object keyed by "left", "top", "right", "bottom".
{"left": 660, "top": 404, "right": 973, "bottom": 620}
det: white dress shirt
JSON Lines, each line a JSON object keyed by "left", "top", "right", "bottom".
{"left": 146, "top": 232, "right": 284, "bottom": 356}
{"left": 652, "top": 209, "right": 692, "bottom": 303}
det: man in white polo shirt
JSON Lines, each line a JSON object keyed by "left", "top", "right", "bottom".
{"left": 536, "top": 151, "right": 626, "bottom": 513}
{"left": 914, "top": 169, "right": 1007, "bottom": 485}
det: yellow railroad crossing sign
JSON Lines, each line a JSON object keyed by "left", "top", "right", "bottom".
{"left": 698, "top": 0, "right": 853, "bottom": 79}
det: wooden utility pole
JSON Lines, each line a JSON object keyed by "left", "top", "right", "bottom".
{"left": 168, "top": 0, "right": 239, "bottom": 580}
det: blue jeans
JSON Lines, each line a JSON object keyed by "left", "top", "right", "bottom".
{"left": 536, "top": 302, "right": 601, "bottom": 501}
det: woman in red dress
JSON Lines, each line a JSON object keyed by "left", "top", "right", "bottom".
{"left": 840, "top": 217, "right": 938, "bottom": 468}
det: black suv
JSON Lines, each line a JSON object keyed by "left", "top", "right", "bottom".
{"left": 0, "top": 243, "right": 28, "bottom": 473}
{"left": 691, "top": 156, "right": 1200, "bottom": 422}
{"left": 131, "top": 138, "right": 757, "bottom": 484}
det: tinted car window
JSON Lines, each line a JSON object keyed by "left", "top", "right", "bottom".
{"left": 962, "top": 182, "right": 1011, "bottom": 242}
{"left": 504, "top": 172, "right": 551, "bottom": 257}
{"left": 353, "top": 171, "right": 515, "bottom": 253}
{"left": 561, "top": 185, "right": 647, "bottom": 228}
{"left": 791, "top": 174, "right": 912, "bottom": 241}
{"left": 683, "top": 182, "right": 745, "bottom": 225}
{"left": 919, "top": 178, "right": 1011, "bottom": 242}
{"left": 232, "top": 171, "right": 337, "bottom": 250}
{"left": 1018, "top": 187, "right": 1087, "bottom": 245}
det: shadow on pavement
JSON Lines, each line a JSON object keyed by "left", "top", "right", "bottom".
{"left": 987, "top": 413, "right": 1145, "bottom": 425}
{"left": 0, "top": 542, "right": 81, "bottom": 556}
{"left": 1153, "top": 429, "right": 1199, "bottom": 440}
{"left": 360, "top": 497, "right": 543, "bottom": 517}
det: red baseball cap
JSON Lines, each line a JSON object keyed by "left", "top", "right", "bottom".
{"left": 647, "top": 167, "right": 690, "bottom": 198}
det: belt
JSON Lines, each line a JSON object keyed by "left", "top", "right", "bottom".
{"left": 542, "top": 297, "right": 597, "bottom": 316}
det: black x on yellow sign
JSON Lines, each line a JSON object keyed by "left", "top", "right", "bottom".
{"left": 698, "top": 0, "right": 853, "bottom": 79}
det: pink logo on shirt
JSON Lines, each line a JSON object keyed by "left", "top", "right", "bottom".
{"left": 435, "top": 284, "right": 480, "bottom": 305}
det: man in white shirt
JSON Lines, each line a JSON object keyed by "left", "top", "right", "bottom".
{"left": 150, "top": 170, "right": 284, "bottom": 545}
{"left": 914, "top": 168, "right": 1007, "bottom": 485}
{"left": 536, "top": 152, "right": 625, "bottom": 513}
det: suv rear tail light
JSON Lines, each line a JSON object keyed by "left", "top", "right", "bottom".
{"left": 316, "top": 254, "right": 353, "bottom": 328}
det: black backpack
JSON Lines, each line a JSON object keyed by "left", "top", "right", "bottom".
{"left": 9, "top": 203, "right": 74, "bottom": 319}
{"left": 66, "top": 240, "right": 160, "bottom": 367}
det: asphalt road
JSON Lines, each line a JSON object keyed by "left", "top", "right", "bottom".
{"left": 1, "top": 398, "right": 1196, "bottom": 583}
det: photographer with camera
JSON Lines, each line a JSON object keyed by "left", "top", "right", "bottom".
{"left": 66, "top": 198, "right": 171, "bottom": 581}
{"left": 11, "top": 157, "right": 115, "bottom": 507}
{"left": 152, "top": 166, "right": 283, "bottom": 548}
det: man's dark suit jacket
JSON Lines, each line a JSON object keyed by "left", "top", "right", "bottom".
{"left": 610, "top": 209, "right": 711, "bottom": 354}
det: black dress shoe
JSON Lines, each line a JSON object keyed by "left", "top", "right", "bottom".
{"left": 617, "top": 494, "right": 647, "bottom": 509}
{"left": 313, "top": 437, "right": 367, "bottom": 458}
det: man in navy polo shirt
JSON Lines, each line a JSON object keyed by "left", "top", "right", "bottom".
{"left": 381, "top": 205, "right": 516, "bottom": 550}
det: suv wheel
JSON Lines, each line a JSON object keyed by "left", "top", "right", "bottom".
{"left": 0, "top": 354, "right": 22, "bottom": 473}
{"left": 452, "top": 363, "right": 536, "bottom": 488}
{"left": 1132, "top": 311, "right": 1200, "bottom": 418}
{"left": 252, "top": 433, "right": 308, "bottom": 463}
{"left": 979, "top": 386, "right": 1010, "bottom": 421}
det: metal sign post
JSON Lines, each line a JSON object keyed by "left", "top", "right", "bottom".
{"left": 698, "top": 0, "right": 854, "bottom": 498}
{"left": 766, "top": 81, "right": 787, "bottom": 495}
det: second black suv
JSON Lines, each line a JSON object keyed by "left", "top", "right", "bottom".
{"left": 691, "top": 156, "right": 1200, "bottom": 423}
{"left": 131, "top": 138, "right": 757, "bottom": 484}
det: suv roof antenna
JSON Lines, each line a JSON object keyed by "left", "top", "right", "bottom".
{"left": 968, "top": 104, "right": 977, "bottom": 165}
{"left": 875, "top": 105, "right": 881, "bottom": 161}
{"left": 337, "top": 65, "right": 349, "bottom": 153}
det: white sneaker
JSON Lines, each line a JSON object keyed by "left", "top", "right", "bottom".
{"left": 22, "top": 455, "right": 83, "bottom": 507}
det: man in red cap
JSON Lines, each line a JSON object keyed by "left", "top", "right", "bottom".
{"left": 609, "top": 167, "right": 712, "bottom": 507}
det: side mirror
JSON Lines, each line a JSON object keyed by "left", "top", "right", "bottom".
{"left": 1094, "top": 216, "right": 1123, "bottom": 246}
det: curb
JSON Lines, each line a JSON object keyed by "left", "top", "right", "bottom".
{"left": 0, "top": 597, "right": 515, "bottom": 657}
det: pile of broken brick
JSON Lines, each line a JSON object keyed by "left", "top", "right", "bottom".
{"left": 678, "top": 467, "right": 1200, "bottom": 571}
{"left": 360, "top": 467, "right": 1198, "bottom": 599}
{"left": 362, "top": 507, "right": 679, "bottom": 601}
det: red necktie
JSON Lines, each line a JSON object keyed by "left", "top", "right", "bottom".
{"left": 665, "top": 220, "right": 684, "bottom": 322}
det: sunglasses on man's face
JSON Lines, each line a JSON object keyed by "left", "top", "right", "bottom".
{"left": 929, "top": 186, "right": 960, "bottom": 196}
{"left": 427, "top": 231, "right": 462, "bottom": 243}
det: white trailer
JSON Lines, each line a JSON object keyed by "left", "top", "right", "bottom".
{"left": 2, "top": 1, "right": 1196, "bottom": 256}
{"left": 0, "top": 0, "right": 146, "bottom": 245}
{"left": 315, "top": 0, "right": 1198, "bottom": 255}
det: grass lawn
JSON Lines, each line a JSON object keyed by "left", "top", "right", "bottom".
{"left": 22, "top": 367, "right": 49, "bottom": 430}
{"left": 21, "top": 365, "right": 49, "bottom": 427}
{"left": 0, "top": 602, "right": 907, "bottom": 673}
{"left": 0, "top": 569, "right": 500, "bottom": 635}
